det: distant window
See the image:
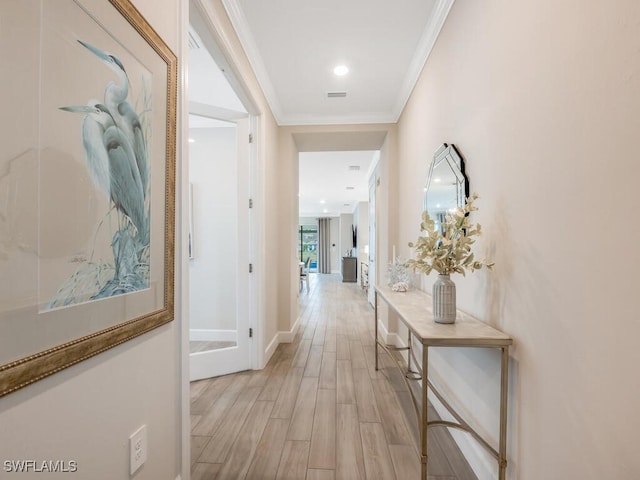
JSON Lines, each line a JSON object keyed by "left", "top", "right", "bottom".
{"left": 298, "top": 224, "right": 318, "bottom": 271}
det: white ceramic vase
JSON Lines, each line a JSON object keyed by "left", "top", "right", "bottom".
{"left": 433, "top": 274, "right": 456, "bottom": 323}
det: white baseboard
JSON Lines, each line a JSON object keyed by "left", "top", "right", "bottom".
{"left": 189, "top": 329, "right": 236, "bottom": 342}
{"left": 377, "top": 319, "right": 404, "bottom": 349}
{"left": 263, "top": 317, "right": 301, "bottom": 365}
{"left": 264, "top": 334, "right": 279, "bottom": 362}
{"left": 278, "top": 317, "right": 300, "bottom": 343}
{"left": 386, "top": 332, "right": 404, "bottom": 349}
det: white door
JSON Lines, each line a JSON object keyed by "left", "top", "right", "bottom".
{"left": 188, "top": 115, "right": 252, "bottom": 380}
{"left": 368, "top": 167, "right": 378, "bottom": 306}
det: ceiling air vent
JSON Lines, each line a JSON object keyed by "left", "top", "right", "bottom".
{"left": 327, "top": 91, "right": 347, "bottom": 98}
{"left": 346, "top": 186, "right": 355, "bottom": 190}
{"left": 348, "top": 165, "right": 361, "bottom": 171}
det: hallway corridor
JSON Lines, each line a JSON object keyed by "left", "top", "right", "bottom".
{"left": 190, "top": 274, "right": 476, "bottom": 479}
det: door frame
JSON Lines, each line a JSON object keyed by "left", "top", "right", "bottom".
{"left": 368, "top": 154, "right": 380, "bottom": 307}
{"left": 187, "top": 113, "right": 251, "bottom": 381}
{"left": 186, "top": 1, "right": 265, "bottom": 371}
{"left": 181, "top": 1, "right": 265, "bottom": 478}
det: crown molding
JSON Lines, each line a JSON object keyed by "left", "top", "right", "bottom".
{"left": 391, "top": 0, "right": 456, "bottom": 122}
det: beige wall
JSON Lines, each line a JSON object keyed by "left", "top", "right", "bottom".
{"left": 0, "top": 1, "right": 183, "bottom": 479}
{"left": 396, "top": 1, "right": 640, "bottom": 478}
{"left": 276, "top": 127, "right": 299, "bottom": 333}
{"left": 262, "top": 108, "right": 281, "bottom": 347}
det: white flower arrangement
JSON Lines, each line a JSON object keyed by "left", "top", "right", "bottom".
{"left": 388, "top": 256, "right": 411, "bottom": 291}
{"left": 405, "top": 193, "right": 494, "bottom": 276}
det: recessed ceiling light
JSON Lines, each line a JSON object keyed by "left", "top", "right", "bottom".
{"left": 320, "top": 199, "right": 326, "bottom": 204}
{"left": 188, "top": 138, "right": 195, "bottom": 143}
{"left": 434, "top": 177, "right": 441, "bottom": 183}
{"left": 333, "top": 65, "right": 349, "bottom": 76}
{"left": 323, "top": 209, "right": 328, "bottom": 213}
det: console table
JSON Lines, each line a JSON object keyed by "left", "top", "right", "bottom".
{"left": 374, "top": 285, "right": 513, "bottom": 480}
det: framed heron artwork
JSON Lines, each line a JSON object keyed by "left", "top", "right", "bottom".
{"left": 0, "top": 0, "right": 176, "bottom": 396}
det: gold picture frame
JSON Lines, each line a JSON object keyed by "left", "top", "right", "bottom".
{"left": 0, "top": 0, "right": 177, "bottom": 397}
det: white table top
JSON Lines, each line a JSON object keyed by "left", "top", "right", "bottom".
{"left": 375, "top": 284, "right": 512, "bottom": 347}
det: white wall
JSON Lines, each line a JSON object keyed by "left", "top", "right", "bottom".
{"left": 339, "top": 213, "right": 353, "bottom": 258}
{"left": 189, "top": 126, "right": 238, "bottom": 332}
{"left": 394, "top": 1, "right": 640, "bottom": 478}
{"left": 330, "top": 217, "right": 340, "bottom": 273}
{"left": 0, "top": 1, "right": 183, "bottom": 479}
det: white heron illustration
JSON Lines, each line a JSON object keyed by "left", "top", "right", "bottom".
{"left": 50, "top": 41, "right": 152, "bottom": 306}
{"left": 60, "top": 102, "right": 148, "bottom": 246}
{"left": 77, "top": 40, "right": 149, "bottom": 196}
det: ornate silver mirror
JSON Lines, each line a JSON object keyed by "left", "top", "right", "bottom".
{"left": 423, "top": 143, "right": 469, "bottom": 232}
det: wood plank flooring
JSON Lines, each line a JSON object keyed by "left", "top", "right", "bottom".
{"left": 190, "top": 273, "right": 477, "bottom": 480}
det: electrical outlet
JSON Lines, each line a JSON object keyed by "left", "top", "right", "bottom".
{"left": 129, "top": 425, "right": 147, "bottom": 475}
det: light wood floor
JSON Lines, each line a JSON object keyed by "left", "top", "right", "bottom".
{"left": 190, "top": 273, "right": 477, "bottom": 480}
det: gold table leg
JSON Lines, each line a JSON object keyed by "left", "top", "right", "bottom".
{"left": 421, "top": 345, "right": 428, "bottom": 480}
{"left": 374, "top": 292, "right": 379, "bottom": 371}
{"left": 499, "top": 346, "right": 509, "bottom": 480}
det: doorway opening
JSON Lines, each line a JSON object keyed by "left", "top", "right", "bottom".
{"left": 187, "top": 17, "right": 254, "bottom": 380}
{"left": 298, "top": 150, "right": 379, "bottom": 291}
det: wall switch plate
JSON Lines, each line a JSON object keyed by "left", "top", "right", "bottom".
{"left": 129, "top": 425, "right": 147, "bottom": 475}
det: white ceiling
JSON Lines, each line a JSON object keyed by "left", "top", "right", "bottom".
{"left": 224, "top": 0, "right": 451, "bottom": 125}
{"left": 299, "top": 151, "right": 377, "bottom": 218}
{"left": 189, "top": 1, "right": 453, "bottom": 217}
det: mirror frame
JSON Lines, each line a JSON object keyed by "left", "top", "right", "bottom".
{"left": 423, "top": 143, "right": 469, "bottom": 218}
